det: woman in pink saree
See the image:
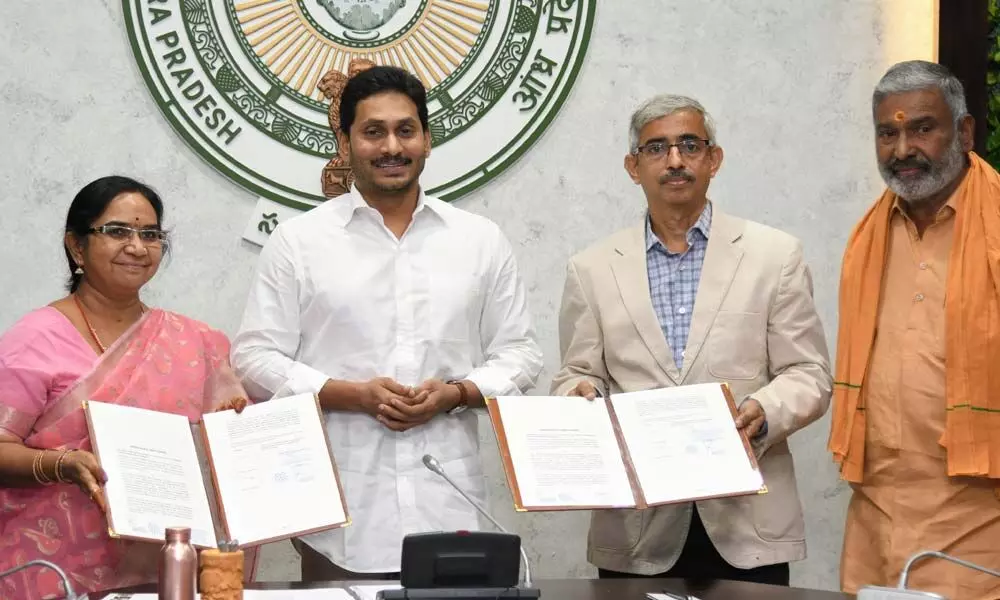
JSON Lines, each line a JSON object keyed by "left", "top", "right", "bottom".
{"left": 0, "top": 176, "right": 255, "bottom": 599}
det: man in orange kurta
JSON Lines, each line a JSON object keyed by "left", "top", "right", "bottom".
{"left": 831, "top": 61, "right": 1000, "bottom": 599}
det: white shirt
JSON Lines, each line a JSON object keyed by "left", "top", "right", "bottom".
{"left": 231, "top": 188, "right": 542, "bottom": 572}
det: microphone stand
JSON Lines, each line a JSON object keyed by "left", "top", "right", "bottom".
{"left": 899, "top": 550, "right": 1000, "bottom": 588}
{"left": 423, "top": 455, "right": 534, "bottom": 589}
{"left": 859, "top": 550, "right": 1000, "bottom": 599}
{"left": 0, "top": 560, "right": 82, "bottom": 599}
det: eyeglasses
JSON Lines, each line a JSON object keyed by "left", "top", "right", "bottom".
{"left": 634, "top": 138, "right": 713, "bottom": 159}
{"left": 88, "top": 224, "right": 168, "bottom": 245}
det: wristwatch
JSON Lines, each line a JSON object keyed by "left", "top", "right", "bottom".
{"left": 446, "top": 380, "right": 469, "bottom": 415}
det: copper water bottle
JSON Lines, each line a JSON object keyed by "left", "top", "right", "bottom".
{"left": 159, "top": 526, "right": 197, "bottom": 600}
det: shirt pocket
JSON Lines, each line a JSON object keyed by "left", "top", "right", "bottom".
{"left": 427, "top": 269, "right": 483, "bottom": 341}
{"left": 706, "top": 311, "right": 766, "bottom": 380}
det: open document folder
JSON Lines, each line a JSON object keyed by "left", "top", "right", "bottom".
{"left": 84, "top": 393, "right": 350, "bottom": 548}
{"left": 487, "top": 383, "right": 766, "bottom": 511}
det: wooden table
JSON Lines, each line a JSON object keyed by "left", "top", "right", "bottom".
{"left": 94, "top": 577, "right": 854, "bottom": 599}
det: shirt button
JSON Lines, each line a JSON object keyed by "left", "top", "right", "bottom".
{"left": 679, "top": 265, "right": 686, "bottom": 271}
{"left": 915, "top": 293, "right": 925, "bottom": 302}
{"left": 919, "top": 262, "right": 928, "bottom": 270}
{"left": 677, "top": 307, "right": 687, "bottom": 314}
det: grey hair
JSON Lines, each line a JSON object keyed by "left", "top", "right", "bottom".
{"left": 872, "top": 60, "right": 968, "bottom": 125}
{"left": 628, "top": 94, "right": 717, "bottom": 152}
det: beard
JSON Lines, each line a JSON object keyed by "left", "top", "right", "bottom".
{"left": 878, "top": 135, "right": 966, "bottom": 203}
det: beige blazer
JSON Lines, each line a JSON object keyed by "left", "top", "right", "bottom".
{"left": 551, "top": 208, "right": 832, "bottom": 574}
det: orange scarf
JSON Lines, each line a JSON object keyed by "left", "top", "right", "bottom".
{"left": 829, "top": 152, "right": 1000, "bottom": 482}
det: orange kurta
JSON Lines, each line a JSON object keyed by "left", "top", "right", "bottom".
{"left": 840, "top": 195, "right": 1000, "bottom": 599}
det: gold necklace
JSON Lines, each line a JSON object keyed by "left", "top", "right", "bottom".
{"left": 73, "top": 294, "right": 148, "bottom": 355}
{"left": 73, "top": 294, "right": 106, "bottom": 354}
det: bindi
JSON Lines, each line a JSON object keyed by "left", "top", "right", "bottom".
{"left": 894, "top": 110, "right": 905, "bottom": 122}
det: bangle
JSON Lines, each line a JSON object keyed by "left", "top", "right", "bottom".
{"left": 32, "top": 450, "right": 55, "bottom": 485}
{"left": 31, "top": 451, "right": 42, "bottom": 483}
{"left": 54, "top": 449, "right": 73, "bottom": 484}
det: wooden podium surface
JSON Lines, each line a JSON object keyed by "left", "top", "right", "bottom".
{"left": 94, "top": 577, "right": 854, "bottom": 599}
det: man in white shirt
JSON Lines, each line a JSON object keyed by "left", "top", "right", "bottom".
{"left": 231, "top": 66, "right": 543, "bottom": 581}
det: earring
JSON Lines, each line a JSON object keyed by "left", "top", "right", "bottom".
{"left": 74, "top": 266, "right": 84, "bottom": 275}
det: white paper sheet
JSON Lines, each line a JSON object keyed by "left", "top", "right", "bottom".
{"left": 243, "top": 591, "right": 355, "bottom": 600}
{"left": 86, "top": 401, "right": 217, "bottom": 547}
{"left": 201, "top": 393, "right": 348, "bottom": 545}
{"left": 492, "top": 396, "right": 636, "bottom": 508}
{"left": 348, "top": 583, "right": 402, "bottom": 600}
{"left": 610, "top": 384, "right": 763, "bottom": 505}
{"left": 103, "top": 590, "right": 354, "bottom": 600}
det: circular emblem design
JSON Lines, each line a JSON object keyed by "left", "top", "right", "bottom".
{"left": 124, "top": 0, "right": 595, "bottom": 210}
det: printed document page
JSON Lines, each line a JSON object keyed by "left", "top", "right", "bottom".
{"left": 492, "top": 396, "right": 635, "bottom": 508}
{"left": 106, "top": 591, "right": 354, "bottom": 600}
{"left": 202, "top": 393, "right": 348, "bottom": 545}
{"left": 86, "top": 401, "right": 217, "bottom": 547}
{"left": 610, "top": 384, "right": 763, "bottom": 505}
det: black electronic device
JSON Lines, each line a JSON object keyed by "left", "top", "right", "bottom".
{"left": 377, "top": 532, "right": 540, "bottom": 600}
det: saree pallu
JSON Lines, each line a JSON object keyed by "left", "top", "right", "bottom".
{"left": 0, "top": 309, "right": 256, "bottom": 599}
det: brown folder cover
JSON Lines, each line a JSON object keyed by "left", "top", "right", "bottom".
{"left": 486, "top": 383, "right": 766, "bottom": 513}
{"left": 84, "top": 395, "right": 351, "bottom": 548}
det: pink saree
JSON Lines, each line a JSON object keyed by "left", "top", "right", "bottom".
{"left": 0, "top": 308, "right": 256, "bottom": 599}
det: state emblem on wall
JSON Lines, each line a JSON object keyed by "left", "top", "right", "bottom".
{"left": 123, "top": 0, "right": 595, "bottom": 241}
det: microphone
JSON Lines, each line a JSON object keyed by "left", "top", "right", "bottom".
{"left": 857, "top": 550, "right": 1000, "bottom": 599}
{"left": 0, "top": 559, "right": 83, "bottom": 599}
{"left": 422, "top": 454, "right": 533, "bottom": 588}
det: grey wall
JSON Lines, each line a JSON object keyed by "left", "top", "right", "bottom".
{"left": 0, "top": 0, "right": 936, "bottom": 591}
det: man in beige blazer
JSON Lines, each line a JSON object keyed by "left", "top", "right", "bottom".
{"left": 551, "top": 94, "right": 832, "bottom": 586}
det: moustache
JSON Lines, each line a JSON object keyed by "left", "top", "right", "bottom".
{"left": 888, "top": 157, "right": 930, "bottom": 174}
{"left": 373, "top": 156, "right": 413, "bottom": 168}
{"left": 659, "top": 170, "right": 695, "bottom": 184}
